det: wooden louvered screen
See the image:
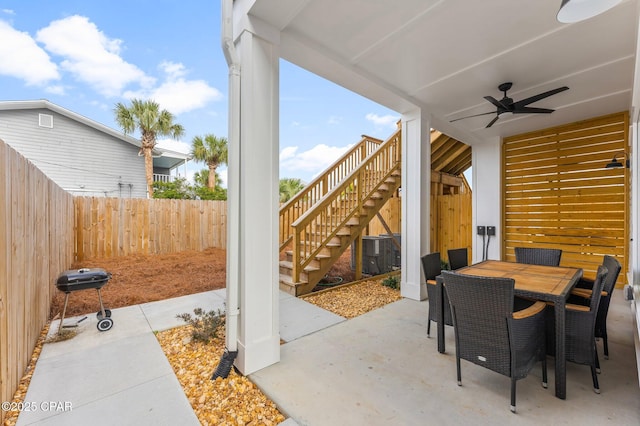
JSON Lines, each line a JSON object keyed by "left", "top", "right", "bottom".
{"left": 502, "top": 112, "right": 629, "bottom": 285}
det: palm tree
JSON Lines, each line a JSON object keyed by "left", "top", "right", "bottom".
{"left": 194, "top": 169, "right": 223, "bottom": 188}
{"left": 114, "top": 99, "right": 184, "bottom": 197}
{"left": 279, "top": 178, "right": 305, "bottom": 203}
{"left": 191, "top": 134, "right": 228, "bottom": 189}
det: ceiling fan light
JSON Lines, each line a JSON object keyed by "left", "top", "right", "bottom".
{"left": 557, "top": 0, "right": 623, "bottom": 23}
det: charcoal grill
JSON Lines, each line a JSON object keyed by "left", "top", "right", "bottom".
{"left": 56, "top": 268, "right": 113, "bottom": 333}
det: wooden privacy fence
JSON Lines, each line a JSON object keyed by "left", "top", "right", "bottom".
{"left": 367, "top": 192, "right": 473, "bottom": 264}
{"left": 0, "top": 140, "right": 75, "bottom": 422}
{"left": 75, "top": 197, "right": 227, "bottom": 261}
{"left": 430, "top": 193, "right": 473, "bottom": 264}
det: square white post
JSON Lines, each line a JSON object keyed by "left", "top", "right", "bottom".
{"left": 401, "top": 110, "right": 429, "bottom": 300}
{"left": 232, "top": 28, "right": 280, "bottom": 375}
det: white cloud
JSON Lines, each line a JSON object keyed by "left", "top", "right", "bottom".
{"left": 279, "top": 146, "right": 298, "bottom": 162}
{"left": 217, "top": 168, "right": 228, "bottom": 188}
{"left": 0, "top": 20, "right": 59, "bottom": 85}
{"left": 45, "top": 85, "right": 66, "bottom": 95}
{"left": 280, "top": 143, "right": 353, "bottom": 175}
{"left": 124, "top": 60, "right": 223, "bottom": 115}
{"left": 156, "top": 138, "right": 191, "bottom": 154}
{"left": 365, "top": 113, "right": 399, "bottom": 128}
{"left": 2, "top": 9, "right": 15, "bottom": 15}
{"left": 328, "top": 115, "right": 342, "bottom": 125}
{"left": 35, "top": 15, "right": 154, "bottom": 97}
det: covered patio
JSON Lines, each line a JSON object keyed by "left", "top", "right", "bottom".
{"left": 224, "top": 0, "right": 640, "bottom": 402}
{"left": 253, "top": 292, "right": 639, "bottom": 423}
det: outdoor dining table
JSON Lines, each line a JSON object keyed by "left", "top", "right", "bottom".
{"left": 435, "top": 260, "right": 583, "bottom": 400}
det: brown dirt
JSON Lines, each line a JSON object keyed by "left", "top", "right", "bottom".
{"left": 51, "top": 247, "right": 357, "bottom": 318}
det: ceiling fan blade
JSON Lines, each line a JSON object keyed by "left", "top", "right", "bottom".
{"left": 449, "top": 111, "right": 496, "bottom": 123}
{"left": 484, "top": 96, "right": 509, "bottom": 109}
{"left": 485, "top": 115, "right": 500, "bottom": 128}
{"left": 512, "top": 107, "right": 555, "bottom": 114}
{"left": 512, "top": 86, "right": 569, "bottom": 108}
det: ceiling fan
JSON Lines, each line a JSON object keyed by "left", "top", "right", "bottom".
{"left": 450, "top": 82, "right": 569, "bottom": 128}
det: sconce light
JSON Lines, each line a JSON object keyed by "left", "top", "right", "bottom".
{"left": 557, "top": 0, "right": 623, "bottom": 23}
{"left": 604, "top": 151, "right": 629, "bottom": 169}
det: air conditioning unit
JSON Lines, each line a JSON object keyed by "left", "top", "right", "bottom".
{"left": 380, "top": 233, "right": 401, "bottom": 267}
{"left": 351, "top": 236, "right": 393, "bottom": 275}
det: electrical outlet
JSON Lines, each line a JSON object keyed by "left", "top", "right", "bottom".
{"left": 477, "top": 226, "right": 486, "bottom": 235}
{"left": 487, "top": 226, "right": 496, "bottom": 236}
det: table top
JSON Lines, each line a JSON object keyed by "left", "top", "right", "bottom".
{"left": 457, "top": 260, "right": 583, "bottom": 298}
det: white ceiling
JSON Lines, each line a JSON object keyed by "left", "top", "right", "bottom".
{"left": 245, "top": 0, "right": 639, "bottom": 146}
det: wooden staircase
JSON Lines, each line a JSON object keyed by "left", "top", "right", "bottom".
{"left": 279, "top": 129, "right": 402, "bottom": 296}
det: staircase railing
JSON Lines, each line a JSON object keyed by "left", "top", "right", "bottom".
{"left": 279, "top": 135, "right": 383, "bottom": 250}
{"left": 290, "top": 130, "right": 401, "bottom": 283}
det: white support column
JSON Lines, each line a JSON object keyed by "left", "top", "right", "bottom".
{"left": 472, "top": 138, "right": 502, "bottom": 263}
{"left": 233, "top": 27, "right": 280, "bottom": 375}
{"left": 400, "top": 110, "right": 429, "bottom": 301}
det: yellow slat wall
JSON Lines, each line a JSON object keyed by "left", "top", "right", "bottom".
{"left": 0, "top": 140, "right": 74, "bottom": 423}
{"left": 74, "top": 197, "right": 227, "bottom": 261}
{"left": 502, "top": 112, "right": 629, "bottom": 285}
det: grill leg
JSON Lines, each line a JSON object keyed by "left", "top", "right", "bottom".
{"left": 59, "top": 293, "right": 70, "bottom": 335}
{"left": 96, "top": 288, "right": 107, "bottom": 317}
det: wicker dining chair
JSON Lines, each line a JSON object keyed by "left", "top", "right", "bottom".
{"left": 547, "top": 265, "right": 608, "bottom": 393}
{"left": 441, "top": 271, "right": 547, "bottom": 413}
{"left": 421, "top": 252, "right": 452, "bottom": 337}
{"left": 570, "top": 255, "right": 622, "bottom": 360}
{"left": 447, "top": 248, "right": 468, "bottom": 270}
{"left": 514, "top": 247, "right": 562, "bottom": 266}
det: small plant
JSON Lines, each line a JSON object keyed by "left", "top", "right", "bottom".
{"left": 46, "top": 329, "right": 77, "bottom": 343}
{"left": 176, "top": 308, "right": 224, "bottom": 343}
{"left": 382, "top": 275, "right": 400, "bottom": 290}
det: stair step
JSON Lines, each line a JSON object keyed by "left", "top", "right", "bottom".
{"left": 279, "top": 260, "right": 320, "bottom": 273}
{"left": 285, "top": 250, "right": 331, "bottom": 260}
{"left": 279, "top": 274, "right": 309, "bottom": 296}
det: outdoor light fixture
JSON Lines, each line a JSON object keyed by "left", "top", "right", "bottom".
{"left": 557, "top": 0, "right": 623, "bottom": 23}
{"left": 604, "top": 151, "right": 629, "bottom": 169}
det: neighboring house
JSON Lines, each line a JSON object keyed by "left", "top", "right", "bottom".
{"left": 0, "top": 100, "right": 190, "bottom": 198}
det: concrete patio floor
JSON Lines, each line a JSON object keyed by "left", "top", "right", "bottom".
{"left": 14, "top": 287, "right": 640, "bottom": 425}
{"left": 251, "top": 291, "right": 640, "bottom": 425}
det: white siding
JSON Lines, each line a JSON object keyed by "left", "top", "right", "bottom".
{"left": 0, "top": 108, "right": 148, "bottom": 198}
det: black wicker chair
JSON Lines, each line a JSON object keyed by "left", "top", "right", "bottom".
{"left": 422, "top": 252, "right": 452, "bottom": 337}
{"left": 547, "top": 265, "right": 608, "bottom": 393}
{"left": 570, "top": 255, "right": 622, "bottom": 360}
{"left": 447, "top": 248, "right": 468, "bottom": 270}
{"left": 514, "top": 247, "right": 562, "bottom": 266}
{"left": 441, "top": 271, "right": 547, "bottom": 413}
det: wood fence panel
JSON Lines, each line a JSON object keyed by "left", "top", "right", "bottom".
{"left": 431, "top": 193, "right": 473, "bottom": 264}
{"left": 1, "top": 140, "right": 74, "bottom": 423}
{"left": 369, "top": 193, "right": 472, "bottom": 264}
{"left": 73, "top": 197, "right": 227, "bottom": 261}
{"left": 366, "top": 196, "right": 401, "bottom": 235}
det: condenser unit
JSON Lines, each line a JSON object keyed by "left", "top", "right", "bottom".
{"left": 351, "top": 236, "right": 393, "bottom": 275}
{"left": 380, "top": 233, "right": 401, "bottom": 267}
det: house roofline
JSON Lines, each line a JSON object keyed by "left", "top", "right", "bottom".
{"left": 0, "top": 99, "right": 148, "bottom": 149}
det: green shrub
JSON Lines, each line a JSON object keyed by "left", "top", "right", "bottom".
{"left": 382, "top": 275, "right": 400, "bottom": 290}
{"left": 176, "top": 308, "right": 224, "bottom": 343}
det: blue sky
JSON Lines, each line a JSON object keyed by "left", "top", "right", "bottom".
{"left": 0, "top": 1, "right": 400, "bottom": 186}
